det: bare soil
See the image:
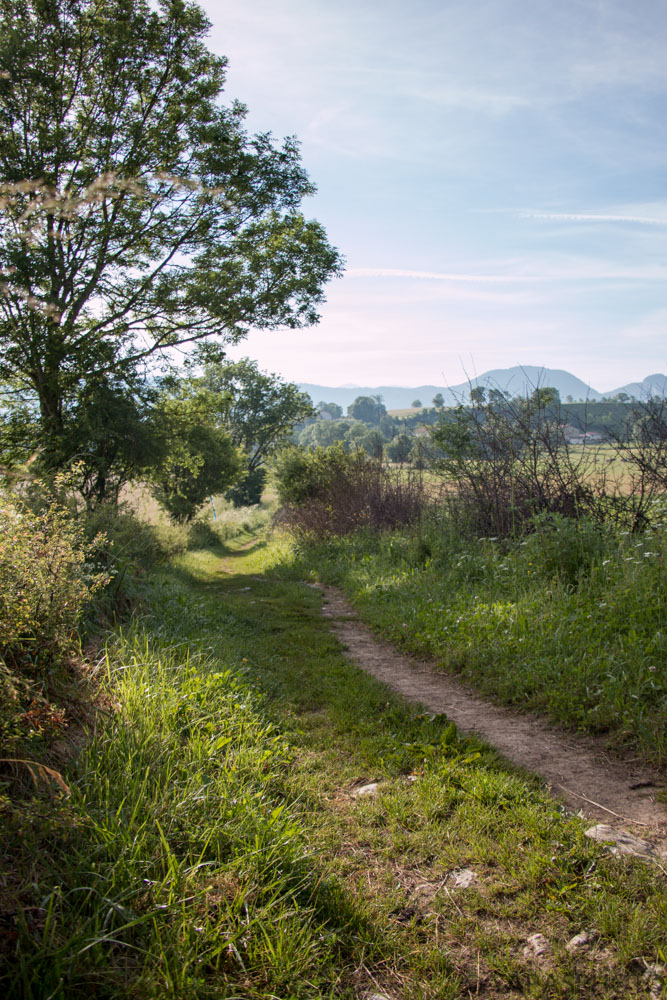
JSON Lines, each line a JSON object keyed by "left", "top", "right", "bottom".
{"left": 314, "top": 584, "right": 667, "bottom": 854}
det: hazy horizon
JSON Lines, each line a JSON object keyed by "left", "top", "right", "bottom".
{"left": 295, "top": 365, "right": 665, "bottom": 395}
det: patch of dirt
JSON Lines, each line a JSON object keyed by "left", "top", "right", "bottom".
{"left": 314, "top": 584, "right": 667, "bottom": 852}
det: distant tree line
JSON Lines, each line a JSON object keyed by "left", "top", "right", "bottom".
{"left": 291, "top": 389, "right": 649, "bottom": 469}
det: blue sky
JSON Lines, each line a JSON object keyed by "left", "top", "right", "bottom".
{"left": 201, "top": 0, "right": 667, "bottom": 391}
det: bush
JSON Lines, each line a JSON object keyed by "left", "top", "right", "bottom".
{"left": 432, "top": 391, "right": 654, "bottom": 537}
{"left": 225, "top": 466, "right": 267, "bottom": 507}
{"left": 274, "top": 443, "right": 355, "bottom": 506}
{"left": 275, "top": 444, "right": 432, "bottom": 536}
{"left": 0, "top": 487, "right": 110, "bottom": 758}
{"left": 0, "top": 492, "right": 109, "bottom": 671}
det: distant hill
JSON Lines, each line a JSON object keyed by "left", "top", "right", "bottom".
{"left": 606, "top": 373, "right": 667, "bottom": 399}
{"left": 463, "top": 366, "right": 602, "bottom": 403}
{"left": 300, "top": 366, "right": 604, "bottom": 411}
{"left": 300, "top": 367, "right": 667, "bottom": 411}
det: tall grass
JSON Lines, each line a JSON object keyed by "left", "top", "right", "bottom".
{"left": 2, "top": 581, "right": 359, "bottom": 999}
{"left": 3, "top": 534, "right": 665, "bottom": 999}
{"left": 283, "top": 509, "right": 667, "bottom": 765}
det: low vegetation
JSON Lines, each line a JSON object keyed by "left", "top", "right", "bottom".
{"left": 282, "top": 511, "right": 666, "bottom": 766}
{"left": 1, "top": 399, "right": 665, "bottom": 996}
{"left": 2, "top": 532, "right": 665, "bottom": 998}
{"left": 274, "top": 443, "right": 433, "bottom": 536}
{"left": 2, "top": 1, "right": 665, "bottom": 994}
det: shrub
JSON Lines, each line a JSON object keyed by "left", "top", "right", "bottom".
{"left": 0, "top": 491, "right": 109, "bottom": 672}
{"left": 432, "top": 390, "right": 654, "bottom": 537}
{"left": 274, "top": 443, "right": 355, "bottom": 506}
{"left": 275, "top": 444, "right": 432, "bottom": 536}
{"left": 611, "top": 396, "right": 667, "bottom": 494}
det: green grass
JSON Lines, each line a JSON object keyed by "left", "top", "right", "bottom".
{"left": 279, "top": 512, "right": 667, "bottom": 766}
{"left": 1, "top": 527, "right": 665, "bottom": 997}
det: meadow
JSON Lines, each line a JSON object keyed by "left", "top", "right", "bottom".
{"left": 1, "top": 509, "right": 666, "bottom": 997}
{"left": 281, "top": 509, "right": 667, "bottom": 767}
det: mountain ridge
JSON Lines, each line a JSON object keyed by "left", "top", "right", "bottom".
{"left": 299, "top": 367, "right": 667, "bottom": 411}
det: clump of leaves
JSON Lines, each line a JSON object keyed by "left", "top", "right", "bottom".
{"left": 0, "top": 481, "right": 109, "bottom": 688}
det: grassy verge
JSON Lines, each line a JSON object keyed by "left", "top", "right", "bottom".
{"left": 2, "top": 527, "right": 665, "bottom": 998}
{"left": 278, "top": 513, "right": 667, "bottom": 767}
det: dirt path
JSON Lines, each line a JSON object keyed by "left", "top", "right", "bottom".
{"left": 315, "top": 584, "right": 667, "bottom": 848}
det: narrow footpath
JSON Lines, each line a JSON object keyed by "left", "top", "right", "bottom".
{"left": 315, "top": 584, "right": 667, "bottom": 850}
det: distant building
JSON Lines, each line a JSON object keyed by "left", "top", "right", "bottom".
{"left": 562, "top": 424, "right": 603, "bottom": 445}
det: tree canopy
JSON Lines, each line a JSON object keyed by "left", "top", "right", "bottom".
{"left": 0, "top": 0, "right": 342, "bottom": 465}
{"left": 347, "top": 395, "right": 386, "bottom": 425}
{"left": 149, "top": 381, "right": 242, "bottom": 522}
{"left": 197, "top": 357, "right": 314, "bottom": 504}
{"left": 316, "top": 401, "right": 343, "bottom": 419}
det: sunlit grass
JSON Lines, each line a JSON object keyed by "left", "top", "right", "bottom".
{"left": 2, "top": 529, "right": 665, "bottom": 998}
{"left": 280, "top": 513, "right": 667, "bottom": 764}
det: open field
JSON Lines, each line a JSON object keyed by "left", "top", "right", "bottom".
{"left": 387, "top": 407, "right": 425, "bottom": 417}
{"left": 2, "top": 528, "right": 666, "bottom": 998}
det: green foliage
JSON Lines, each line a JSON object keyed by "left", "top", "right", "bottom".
{"left": 0, "top": 385, "right": 37, "bottom": 478}
{"left": 316, "top": 400, "right": 343, "bottom": 419}
{"left": 431, "top": 392, "right": 654, "bottom": 535}
{"left": 522, "top": 512, "right": 610, "bottom": 586}
{"left": 0, "top": 0, "right": 341, "bottom": 475}
{"left": 195, "top": 356, "right": 313, "bottom": 505}
{"left": 2, "top": 530, "right": 664, "bottom": 998}
{"left": 224, "top": 466, "right": 267, "bottom": 507}
{"left": 0, "top": 487, "right": 108, "bottom": 671}
{"left": 297, "top": 416, "right": 357, "bottom": 449}
{"left": 358, "top": 427, "right": 385, "bottom": 459}
{"left": 274, "top": 443, "right": 355, "bottom": 506}
{"left": 346, "top": 395, "right": 387, "bottom": 424}
{"left": 150, "top": 387, "right": 243, "bottom": 523}
{"left": 409, "top": 436, "right": 436, "bottom": 469}
{"left": 82, "top": 503, "right": 187, "bottom": 578}
{"left": 2, "top": 616, "right": 355, "bottom": 997}
{"left": 560, "top": 399, "right": 633, "bottom": 437}
{"left": 275, "top": 443, "right": 430, "bottom": 535}
{"left": 55, "top": 369, "right": 157, "bottom": 507}
{"left": 0, "top": 481, "right": 109, "bottom": 757}
{"left": 385, "top": 433, "right": 413, "bottom": 464}
{"left": 287, "top": 513, "right": 667, "bottom": 764}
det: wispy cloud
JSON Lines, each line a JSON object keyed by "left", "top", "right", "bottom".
{"left": 346, "top": 267, "right": 533, "bottom": 282}
{"left": 346, "top": 261, "right": 667, "bottom": 283}
{"left": 520, "top": 211, "right": 667, "bottom": 226}
{"left": 400, "top": 84, "right": 536, "bottom": 116}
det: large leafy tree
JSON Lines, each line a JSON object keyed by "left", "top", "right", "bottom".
{"left": 346, "top": 395, "right": 386, "bottom": 425}
{"left": 0, "top": 0, "right": 342, "bottom": 464}
{"left": 198, "top": 357, "right": 314, "bottom": 505}
{"left": 149, "top": 381, "right": 243, "bottom": 522}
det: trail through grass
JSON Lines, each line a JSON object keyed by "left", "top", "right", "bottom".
{"left": 2, "top": 527, "right": 666, "bottom": 998}
{"left": 278, "top": 516, "right": 667, "bottom": 766}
